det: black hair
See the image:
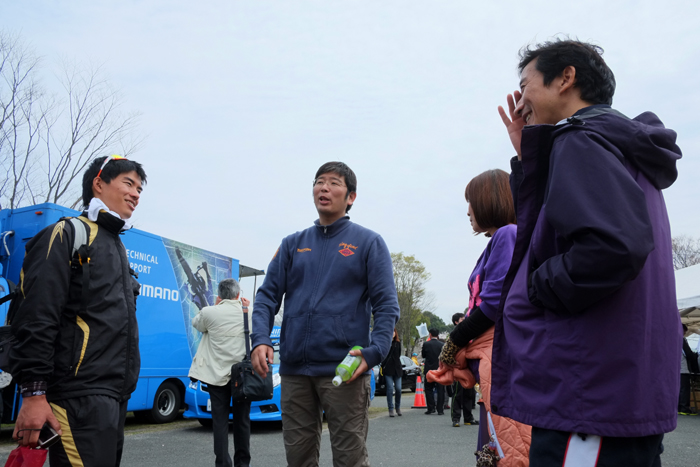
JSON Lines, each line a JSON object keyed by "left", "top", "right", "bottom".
{"left": 518, "top": 38, "right": 616, "bottom": 105}
{"left": 82, "top": 156, "right": 147, "bottom": 207}
{"left": 429, "top": 328, "right": 439, "bottom": 337}
{"left": 451, "top": 313, "right": 465, "bottom": 326}
{"left": 314, "top": 161, "right": 357, "bottom": 213}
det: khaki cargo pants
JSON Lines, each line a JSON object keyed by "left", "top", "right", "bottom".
{"left": 281, "top": 374, "right": 371, "bottom": 467}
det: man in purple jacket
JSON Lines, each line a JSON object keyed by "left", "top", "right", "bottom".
{"left": 496, "top": 39, "right": 682, "bottom": 466}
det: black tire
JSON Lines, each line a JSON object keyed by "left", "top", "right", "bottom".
{"left": 145, "top": 381, "right": 181, "bottom": 424}
{"left": 198, "top": 418, "right": 213, "bottom": 428}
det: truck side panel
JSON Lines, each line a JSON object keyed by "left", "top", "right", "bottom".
{"left": 0, "top": 203, "right": 240, "bottom": 422}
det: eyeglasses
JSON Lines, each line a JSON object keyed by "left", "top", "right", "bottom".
{"left": 313, "top": 178, "right": 346, "bottom": 189}
{"left": 96, "top": 155, "right": 128, "bottom": 179}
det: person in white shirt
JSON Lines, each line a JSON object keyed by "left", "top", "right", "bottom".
{"left": 189, "top": 278, "right": 252, "bottom": 467}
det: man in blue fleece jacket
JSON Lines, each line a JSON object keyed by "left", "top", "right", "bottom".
{"left": 251, "top": 161, "right": 399, "bottom": 467}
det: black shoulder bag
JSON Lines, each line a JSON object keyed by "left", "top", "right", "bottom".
{"left": 231, "top": 308, "right": 273, "bottom": 403}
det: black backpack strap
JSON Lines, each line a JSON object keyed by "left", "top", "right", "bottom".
{"left": 243, "top": 307, "right": 252, "bottom": 361}
{"left": 2, "top": 280, "right": 19, "bottom": 326}
{"left": 0, "top": 292, "right": 14, "bottom": 307}
{"left": 78, "top": 243, "right": 90, "bottom": 314}
{"left": 66, "top": 217, "right": 91, "bottom": 315}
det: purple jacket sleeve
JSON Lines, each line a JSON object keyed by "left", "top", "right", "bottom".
{"left": 479, "top": 226, "right": 517, "bottom": 321}
{"left": 530, "top": 131, "right": 654, "bottom": 315}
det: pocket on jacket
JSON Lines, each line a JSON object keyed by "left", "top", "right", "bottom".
{"left": 280, "top": 315, "right": 306, "bottom": 364}
{"left": 306, "top": 315, "right": 350, "bottom": 364}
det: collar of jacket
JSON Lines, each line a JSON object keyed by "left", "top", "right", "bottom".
{"left": 84, "top": 197, "right": 133, "bottom": 231}
{"left": 313, "top": 216, "right": 351, "bottom": 237}
{"left": 519, "top": 105, "right": 627, "bottom": 171}
{"left": 81, "top": 211, "right": 127, "bottom": 235}
{"left": 565, "top": 104, "right": 629, "bottom": 126}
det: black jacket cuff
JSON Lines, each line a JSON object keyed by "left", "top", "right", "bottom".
{"left": 449, "top": 307, "right": 494, "bottom": 348}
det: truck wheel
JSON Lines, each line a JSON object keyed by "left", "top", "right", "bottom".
{"left": 146, "top": 381, "right": 180, "bottom": 424}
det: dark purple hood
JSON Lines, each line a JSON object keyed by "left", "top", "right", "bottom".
{"left": 567, "top": 107, "right": 681, "bottom": 190}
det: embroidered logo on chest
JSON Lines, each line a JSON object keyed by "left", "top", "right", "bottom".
{"left": 338, "top": 242, "right": 358, "bottom": 257}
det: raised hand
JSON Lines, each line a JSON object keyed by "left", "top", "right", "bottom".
{"left": 497, "top": 91, "right": 524, "bottom": 159}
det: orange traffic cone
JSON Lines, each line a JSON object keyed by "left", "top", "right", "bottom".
{"left": 412, "top": 375, "right": 427, "bottom": 408}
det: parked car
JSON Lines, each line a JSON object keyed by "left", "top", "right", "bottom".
{"left": 184, "top": 343, "right": 283, "bottom": 426}
{"left": 185, "top": 339, "right": 376, "bottom": 427}
{"left": 373, "top": 355, "right": 420, "bottom": 395}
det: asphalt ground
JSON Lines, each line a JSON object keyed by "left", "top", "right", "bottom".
{"left": 0, "top": 392, "right": 698, "bottom": 466}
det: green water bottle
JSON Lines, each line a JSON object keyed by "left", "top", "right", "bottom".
{"left": 332, "top": 346, "right": 363, "bottom": 386}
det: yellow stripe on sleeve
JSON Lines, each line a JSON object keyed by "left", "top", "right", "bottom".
{"left": 74, "top": 317, "right": 90, "bottom": 376}
{"left": 46, "top": 221, "right": 66, "bottom": 259}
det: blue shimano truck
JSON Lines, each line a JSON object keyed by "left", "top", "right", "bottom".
{"left": 0, "top": 203, "right": 279, "bottom": 424}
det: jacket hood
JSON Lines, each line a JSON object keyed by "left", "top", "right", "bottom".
{"left": 564, "top": 106, "right": 682, "bottom": 189}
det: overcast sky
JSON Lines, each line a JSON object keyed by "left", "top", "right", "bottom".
{"left": 3, "top": 1, "right": 699, "bottom": 324}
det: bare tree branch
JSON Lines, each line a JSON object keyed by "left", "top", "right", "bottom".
{"left": 42, "top": 60, "right": 143, "bottom": 205}
{"left": 1, "top": 31, "right": 143, "bottom": 210}
{"left": 0, "top": 31, "right": 45, "bottom": 208}
{"left": 672, "top": 235, "right": 700, "bottom": 270}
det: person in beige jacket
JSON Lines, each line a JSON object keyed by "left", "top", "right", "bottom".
{"left": 188, "top": 278, "right": 252, "bottom": 467}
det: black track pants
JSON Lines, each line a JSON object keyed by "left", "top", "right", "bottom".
{"left": 49, "top": 395, "right": 128, "bottom": 467}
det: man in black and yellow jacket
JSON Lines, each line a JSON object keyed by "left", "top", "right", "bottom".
{"left": 10, "top": 155, "right": 147, "bottom": 467}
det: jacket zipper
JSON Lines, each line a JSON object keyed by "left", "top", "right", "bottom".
{"left": 118, "top": 237, "right": 133, "bottom": 400}
{"left": 304, "top": 225, "right": 329, "bottom": 364}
